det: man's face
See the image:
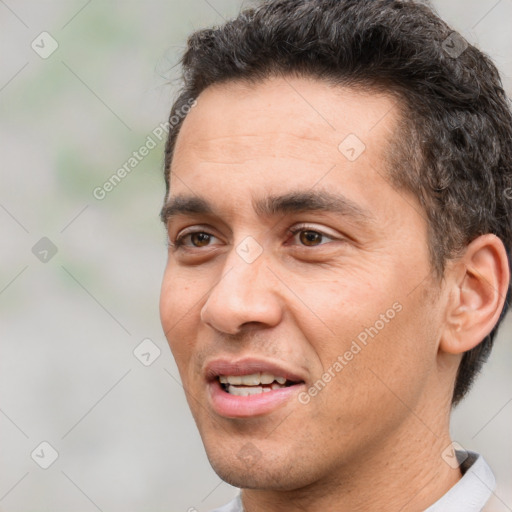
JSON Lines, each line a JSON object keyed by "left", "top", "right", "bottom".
{"left": 160, "top": 77, "right": 446, "bottom": 490}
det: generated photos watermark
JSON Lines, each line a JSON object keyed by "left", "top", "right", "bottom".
{"left": 92, "top": 98, "right": 197, "bottom": 200}
{"left": 298, "top": 301, "right": 403, "bottom": 404}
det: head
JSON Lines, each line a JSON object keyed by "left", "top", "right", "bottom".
{"left": 159, "top": 0, "right": 511, "bottom": 495}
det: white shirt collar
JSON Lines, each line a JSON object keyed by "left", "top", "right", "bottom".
{"left": 425, "top": 451, "right": 495, "bottom": 512}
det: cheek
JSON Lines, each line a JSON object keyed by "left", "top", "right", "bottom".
{"left": 288, "top": 267, "right": 399, "bottom": 352}
{"left": 295, "top": 252, "right": 429, "bottom": 348}
{"left": 160, "top": 262, "right": 205, "bottom": 319}
{"left": 160, "top": 267, "right": 203, "bottom": 361}
{"left": 292, "top": 267, "right": 435, "bottom": 411}
{"left": 329, "top": 299, "right": 433, "bottom": 429}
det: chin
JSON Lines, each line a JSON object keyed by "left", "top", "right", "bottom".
{"left": 205, "top": 443, "right": 314, "bottom": 491}
{"left": 211, "top": 465, "right": 277, "bottom": 490}
{"left": 210, "top": 461, "right": 298, "bottom": 491}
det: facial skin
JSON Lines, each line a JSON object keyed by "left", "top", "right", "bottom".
{"left": 160, "top": 77, "right": 509, "bottom": 511}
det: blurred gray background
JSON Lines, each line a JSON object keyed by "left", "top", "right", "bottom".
{"left": 0, "top": 1, "right": 511, "bottom": 510}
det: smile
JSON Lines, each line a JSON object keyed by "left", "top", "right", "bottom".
{"left": 205, "top": 359, "right": 307, "bottom": 418}
{"left": 219, "top": 373, "right": 294, "bottom": 396}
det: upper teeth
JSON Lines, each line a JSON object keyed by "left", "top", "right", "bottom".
{"left": 219, "top": 373, "right": 287, "bottom": 386}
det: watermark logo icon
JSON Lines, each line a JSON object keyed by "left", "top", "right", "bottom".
{"left": 236, "top": 236, "right": 263, "bottom": 264}
{"left": 442, "top": 32, "right": 468, "bottom": 59}
{"left": 338, "top": 134, "right": 366, "bottom": 161}
{"left": 133, "top": 338, "right": 161, "bottom": 366}
{"left": 32, "top": 237, "right": 58, "bottom": 263}
{"left": 31, "top": 441, "right": 59, "bottom": 469}
{"left": 441, "top": 441, "right": 468, "bottom": 469}
{"left": 237, "top": 442, "right": 262, "bottom": 468}
{"left": 31, "top": 32, "right": 59, "bottom": 59}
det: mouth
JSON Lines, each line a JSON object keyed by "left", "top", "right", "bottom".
{"left": 205, "top": 359, "right": 307, "bottom": 418}
{"left": 219, "top": 372, "right": 299, "bottom": 396}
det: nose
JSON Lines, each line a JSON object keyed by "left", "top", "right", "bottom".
{"left": 200, "top": 249, "right": 283, "bottom": 335}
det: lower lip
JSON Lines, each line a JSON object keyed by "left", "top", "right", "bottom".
{"left": 208, "top": 380, "right": 304, "bottom": 418}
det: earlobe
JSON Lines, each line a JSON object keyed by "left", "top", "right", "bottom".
{"left": 440, "top": 234, "right": 510, "bottom": 355}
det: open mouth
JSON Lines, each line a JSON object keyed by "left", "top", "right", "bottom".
{"left": 206, "top": 361, "right": 307, "bottom": 417}
{"left": 218, "top": 372, "right": 300, "bottom": 396}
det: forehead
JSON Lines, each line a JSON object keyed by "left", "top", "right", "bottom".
{"left": 172, "top": 76, "right": 398, "bottom": 170}
{"left": 168, "top": 77, "right": 401, "bottom": 220}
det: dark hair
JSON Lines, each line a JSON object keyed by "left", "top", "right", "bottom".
{"left": 162, "top": 0, "right": 512, "bottom": 405}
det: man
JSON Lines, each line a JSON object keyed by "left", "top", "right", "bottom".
{"left": 159, "top": 0, "right": 512, "bottom": 510}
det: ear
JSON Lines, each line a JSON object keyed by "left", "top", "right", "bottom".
{"left": 440, "top": 234, "right": 510, "bottom": 355}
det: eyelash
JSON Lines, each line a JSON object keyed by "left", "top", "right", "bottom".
{"left": 171, "top": 232, "right": 207, "bottom": 248}
{"left": 287, "top": 226, "right": 336, "bottom": 246}
{"left": 170, "top": 225, "right": 337, "bottom": 249}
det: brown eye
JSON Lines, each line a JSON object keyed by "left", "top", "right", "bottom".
{"left": 299, "top": 230, "right": 323, "bottom": 246}
{"left": 190, "top": 232, "right": 211, "bottom": 247}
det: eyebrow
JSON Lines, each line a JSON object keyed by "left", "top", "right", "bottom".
{"left": 160, "top": 195, "right": 213, "bottom": 223}
{"left": 254, "top": 190, "right": 374, "bottom": 224}
{"left": 160, "top": 190, "right": 375, "bottom": 227}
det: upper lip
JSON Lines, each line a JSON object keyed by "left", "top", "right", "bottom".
{"left": 204, "top": 357, "right": 307, "bottom": 384}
